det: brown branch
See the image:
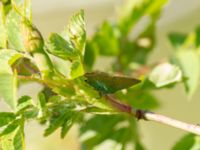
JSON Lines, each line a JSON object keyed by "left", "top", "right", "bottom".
{"left": 105, "top": 94, "right": 200, "bottom": 135}
{"left": 104, "top": 95, "right": 132, "bottom": 114}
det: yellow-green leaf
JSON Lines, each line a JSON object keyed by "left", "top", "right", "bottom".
{"left": 46, "top": 33, "right": 79, "bottom": 60}
{"left": 1, "top": 121, "right": 25, "bottom": 150}
{"left": 70, "top": 59, "right": 84, "bottom": 79}
{"left": 64, "top": 9, "right": 86, "bottom": 52}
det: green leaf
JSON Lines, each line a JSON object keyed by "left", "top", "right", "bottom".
{"left": 38, "top": 92, "right": 46, "bottom": 110}
{"left": 195, "top": 26, "right": 200, "bottom": 47}
{"left": 149, "top": 63, "right": 182, "bottom": 87}
{"left": 92, "top": 21, "right": 120, "bottom": 56}
{"left": 168, "top": 33, "right": 188, "bottom": 48}
{"left": 0, "top": 18, "right": 7, "bottom": 48}
{"left": 80, "top": 115, "right": 142, "bottom": 149}
{"left": 118, "top": 0, "right": 168, "bottom": 35}
{"left": 46, "top": 33, "right": 79, "bottom": 60}
{"left": 0, "top": 0, "right": 11, "bottom": 48}
{"left": 81, "top": 106, "right": 115, "bottom": 115}
{"left": 84, "top": 41, "right": 97, "bottom": 70}
{"left": 0, "top": 112, "right": 15, "bottom": 127}
{"left": 70, "top": 59, "right": 84, "bottom": 79}
{"left": 172, "top": 134, "right": 200, "bottom": 150}
{"left": 12, "top": 0, "right": 32, "bottom": 20}
{"left": 0, "top": 120, "right": 19, "bottom": 136}
{"left": 84, "top": 71, "right": 141, "bottom": 94}
{"left": 1, "top": 119, "right": 25, "bottom": 150}
{"left": 0, "top": 73, "right": 18, "bottom": 110}
{"left": 135, "top": 142, "right": 145, "bottom": 150}
{"left": 80, "top": 115, "right": 124, "bottom": 149}
{"left": 17, "top": 96, "right": 33, "bottom": 111}
{"left": 64, "top": 9, "right": 86, "bottom": 52}
{"left": 6, "top": 8, "right": 25, "bottom": 51}
{"left": 44, "top": 111, "right": 68, "bottom": 137}
{"left": 116, "top": 90, "right": 159, "bottom": 110}
{"left": 80, "top": 115, "right": 123, "bottom": 135}
{"left": 175, "top": 50, "right": 200, "bottom": 96}
{"left": 61, "top": 112, "right": 79, "bottom": 138}
{"left": 13, "top": 126, "right": 25, "bottom": 150}
{"left": 0, "top": 50, "right": 21, "bottom": 109}
{"left": 23, "top": 0, "right": 32, "bottom": 20}
{"left": 5, "top": 0, "right": 33, "bottom": 51}
{"left": 0, "top": 49, "right": 23, "bottom": 72}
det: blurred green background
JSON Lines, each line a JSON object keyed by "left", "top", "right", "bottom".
{"left": 16, "top": 0, "right": 200, "bottom": 149}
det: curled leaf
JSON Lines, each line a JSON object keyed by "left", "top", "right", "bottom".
{"left": 149, "top": 63, "right": 182, "bottom": 87}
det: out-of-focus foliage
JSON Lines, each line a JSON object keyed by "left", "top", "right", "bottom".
{"left": 169, "top": 29, "right": 200, "bottom": 97}
{"left": 0, "top": 0, "right": 200, "bottom": 150}
{"left": 172, "top": 134, "right": 200, "bottom": 150}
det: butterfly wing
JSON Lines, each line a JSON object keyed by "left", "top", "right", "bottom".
{"left": 84, "top": 72, "right": 141, "bottom": 94}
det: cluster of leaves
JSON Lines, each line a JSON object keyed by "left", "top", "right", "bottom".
{"left": 0, "top": 0, "right": 200, "bottom": 149}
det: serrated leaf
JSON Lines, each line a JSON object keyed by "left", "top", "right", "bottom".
{"left": 84, "top": 71, "right": 141, "bottom": 94}
{"left": 44, "top": 111, "right": 68, "bottom": 137}
{"left": 38, "top": 92, "right": 46, "bottom": 110}
{"left": 23, "top": 107, "right": 38, "bottom": 119}
{"left": 168, "top": 33, "right": 187, "bottom": 48}
{"left": 16, "top": 95, "right": 38, "bottom": 119}
{"left": 61, "top": 112, "right": 79, "bottom": 138}
{"left": 149, "top": 63, "right": 182, "bottom": 87}
{"left": 46, "top": 33, "right": 79, "bottom": 60}
{"left": 0, "top": 119, "right": 21, "bottom": 137}
{"left": 175, "top": 50, "right": 200, "bottom": 96}
{"left": 64, "top": 9, "right": 86, "bottom": 52}
{"left": 13, "top": 126, "right": 25, "bottom": 150}
{"left": 5, "top": 0, "right": 32, "bottom": 51}
{"left": 70, "top": 59, "right": 84, "bottom": 79}
{"left": 1, "top": 127, "right": 18, "bottom": 150}
{"left": 17, "top": 96, "right": 33, "bottom": 111}
{"left": 81, "top": 106, "right": 115, "bottom": 115}
{"left": 0, "top": 112, "right": 16, "bottom": 127}
{"left": 172, "top": 134, "right": 200, "bottom": 150}
{"left": 1, "top": 119, "right": 25, "bottom": 150}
